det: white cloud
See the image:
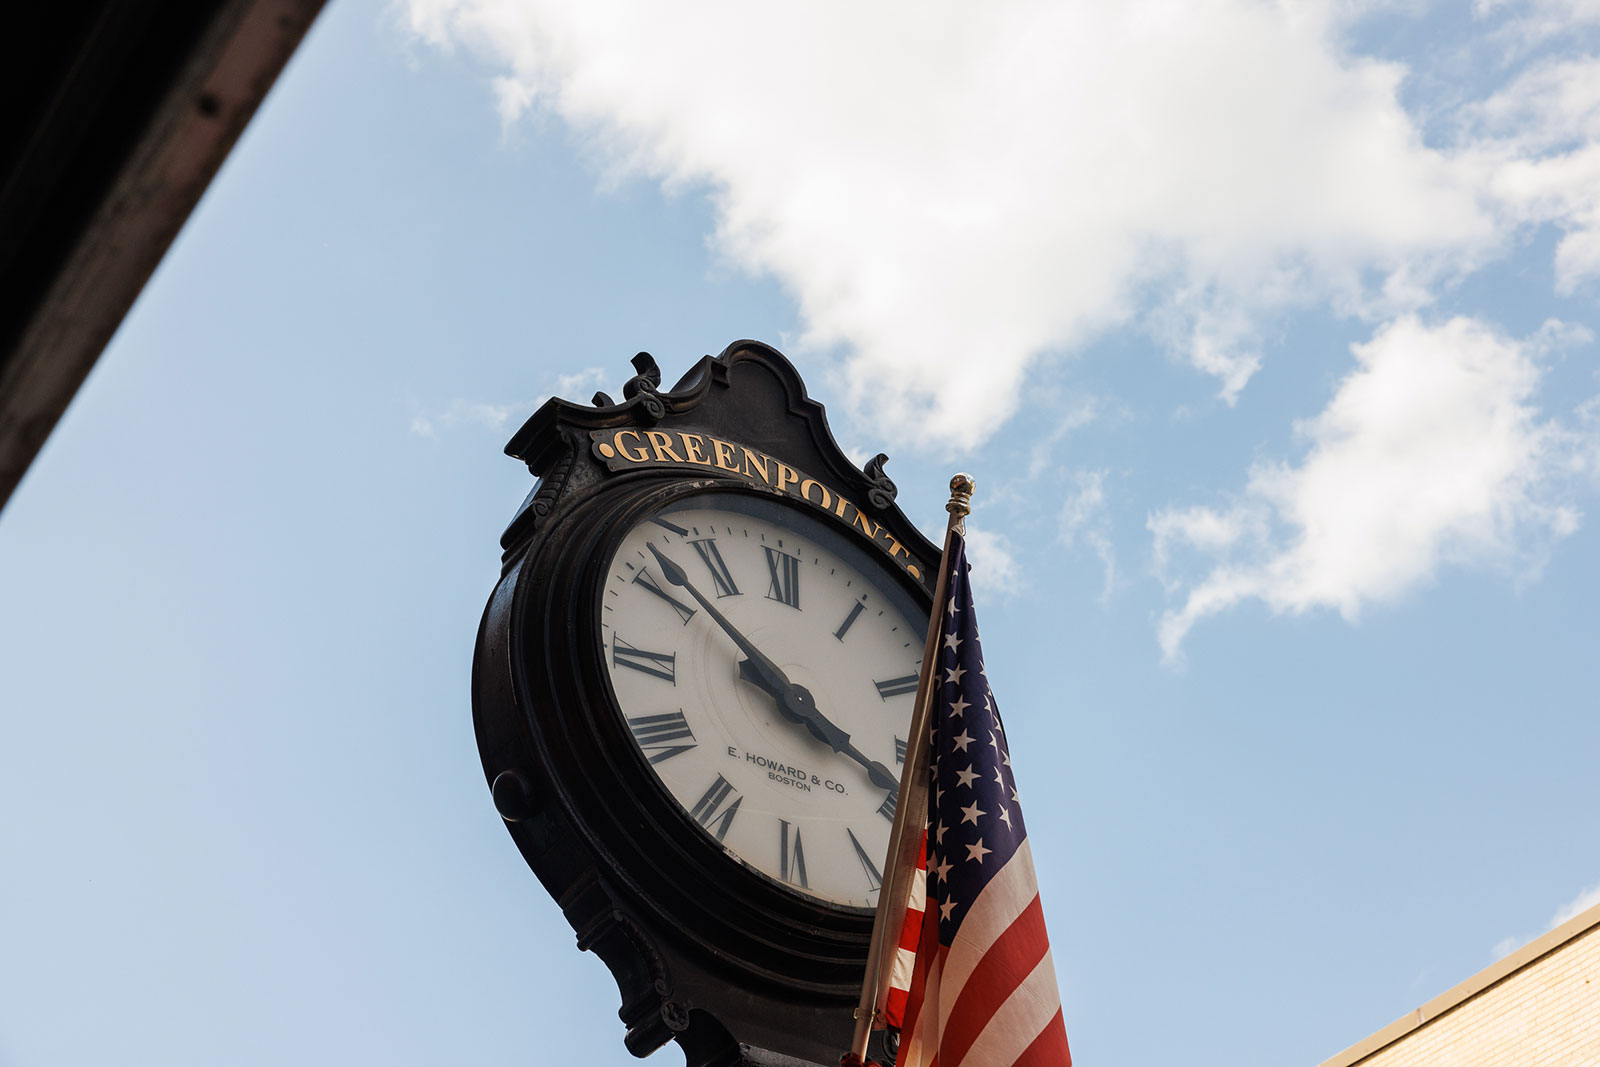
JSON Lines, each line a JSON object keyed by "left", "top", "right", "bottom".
{"left": 1150, "top": 505, "right": 1267, "bottom": 583}
{"left": 1551, "top": 881, "right": 1600, "bottom": 926}
{"left": 410, "top": 368, "right": 609, "bottom": 438}
{"left": 1026, "top": 397, "right": 1101, "bottom": 480}
{"left": 409, "top": 398, "right": 523, "bottom": 437}
{"left": 400, "top": 0, "right": 1595, "bottom": 448}
{"left": 1059, "top": 470, "right": 1106, "bottom": 539}
{"left": 1479, "top": 0, "right": 1600, "bottom": 43}
{"left": 1490, "top": 934, "right": 1521, "bottom": 959}
{"left": 962, "top": 526, "right": 1024, "bottom": 601}
{"left": 399, "top": 3, "right": 1600, "bottom": 658}
{"left": 1058, "top": 470, "right": 1118, "bottom": 602}
{"left": 1489, "top": 878, "right": 1600, "bottom": 959}
{"left": 1152, "top": 315, "right": 1592, "bottom": 660}
{"left": 1469, "top": 54, "right": 1600, "bottom": 291}
{"left": 554, "top": 367, "right": 610, "bottom": 399}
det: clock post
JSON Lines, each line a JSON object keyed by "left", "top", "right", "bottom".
{"left": 473, "top": 343, "right": 942, "bottom": 1065}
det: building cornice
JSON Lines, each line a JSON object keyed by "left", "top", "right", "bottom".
{"left": 1319, "top": 896, "right": 1600, "bottom": 1067}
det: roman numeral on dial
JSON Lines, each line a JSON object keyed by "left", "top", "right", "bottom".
{"left": 877, "top": 790, "right": 897, "bottom": 822}
{"left": 779, "top": 819, "right": 808, "bottom": 888}
{"left": 847, "top": 828, "right": 883, "bottom": 892}
{"left": 688, "top": 775, "right": 743, "bottom": 841}
{"left": 689, "top": 538, "right": 740, "bottom": 597}
{"left": 612, "top": 636, "right": 676, "bottom": 684}
{"left": 764, "top": 547, "right": 801, "bottom": 609}
{"left": 632, "top": 568, "right": 696, "bottom": 624}
{"left": 834, "top": 599, "right": 866, "bottom": 641}
{"left": 626, "top": 711, "right": 696, "bottom": 764}
{"left": 895, "top": 736, "right": 907, "bottom": 764}
{"left": 875, "top": 674, "right": 919, "bottom": 700}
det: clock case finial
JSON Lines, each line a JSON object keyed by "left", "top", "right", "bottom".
{"left": 475, "top": 342, "right": 936, "bottom": 1067}
{"left": 497, "top": 342, "right": 932, "bottom": 574}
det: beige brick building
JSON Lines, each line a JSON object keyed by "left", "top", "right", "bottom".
{"left": 1320, "top": 899, "right": 1600, "bottom": 1067}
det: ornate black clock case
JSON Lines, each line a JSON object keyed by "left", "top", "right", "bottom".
{"left": 473, "top": 342, "right": 940, "bottom": 1066}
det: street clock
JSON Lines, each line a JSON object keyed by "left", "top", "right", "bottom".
{"left": 473, "top": 343, "right": 939, "bottom": 1065}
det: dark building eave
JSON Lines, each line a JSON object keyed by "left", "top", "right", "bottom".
{"left": 0, "top": 0, "right": 327, "bottom": 514}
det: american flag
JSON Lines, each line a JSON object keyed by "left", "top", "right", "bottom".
{"left": 885, "top": 531, "right": 1071, "bottom": 1067}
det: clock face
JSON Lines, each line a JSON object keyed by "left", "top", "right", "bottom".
{"left": 598, "top": 490, "right": 927, "bottom": 910}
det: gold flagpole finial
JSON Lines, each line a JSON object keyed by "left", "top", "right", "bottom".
{"left": 947, "top": 473, "right": 975, "bottom": 521}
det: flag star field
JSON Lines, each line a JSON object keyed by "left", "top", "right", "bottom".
{"left": 930, "top": 563, "right": 1026, "bottom": 935}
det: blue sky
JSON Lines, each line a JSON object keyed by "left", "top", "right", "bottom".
{"left": 3, "top": 1, "right": 1599, "bottom": 1064}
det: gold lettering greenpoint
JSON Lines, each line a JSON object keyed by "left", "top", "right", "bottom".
{"left": 591, "top": 428, "right": 922, "bottom": 580}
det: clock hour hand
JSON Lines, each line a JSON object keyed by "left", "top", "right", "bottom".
{"left": 733, "top": 658, "right": 859, "bottom": 752}
{"left": 841, "top": 743, "right": 900, "bottom": 793}
{"left": 736, "top": 660, "right": 900, "bottom": 792}
{"left": 851, "top": 748, "right": 902, "bottom": 796}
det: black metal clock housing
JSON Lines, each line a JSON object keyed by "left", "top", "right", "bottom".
{"left": 473, "top": 343, "right": 939, "bottom": 1066}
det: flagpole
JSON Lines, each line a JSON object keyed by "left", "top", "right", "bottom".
{"left": 849, "top": 473, "right": 974, "bottom": 1062}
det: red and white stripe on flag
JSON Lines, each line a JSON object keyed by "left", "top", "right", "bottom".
{"left": 896, "top": 839, "right": 1071, "bottom": 1067}
{"left": 882, "top": 830, "right": 927, "bottom": 1029}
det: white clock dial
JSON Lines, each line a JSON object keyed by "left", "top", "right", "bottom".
{"left": 598, "top": 491, "right": 926, "bottom": 909}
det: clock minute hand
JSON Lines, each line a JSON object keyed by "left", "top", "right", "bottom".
{"left": 644, "top": 543, "right": 794, "bottom": 698}
{"left": 645, "top": 545, "right": 850, "bottom": 755}
{"left": 645, "top": 544, "right": 898, "bottom": 794}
